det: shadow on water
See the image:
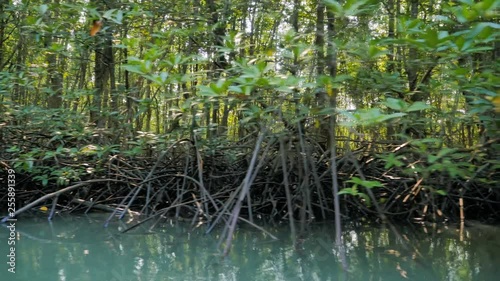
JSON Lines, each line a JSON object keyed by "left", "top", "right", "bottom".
{"left": 1, "top": 214, "right": 499, "bottom": 281}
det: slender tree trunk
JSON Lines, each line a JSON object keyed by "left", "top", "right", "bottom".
{"left": 387, "top": 0, "right": 395, "bottom": 73}
{"left": 92, "top": 43, "right": 104, "bottom": 127}
{"left": 315, "top": 1, "right": 329, "bottom": 143}
{"left": 92, "top": 18, "right": 115, "bottom": 129}
{"left": 315, "top": 1, "right": 325, "bottom": 78}
{"left": 0, "top": 0, "right": 6, "bottom": 71}
{"left": 107, "top": 33, "right": 117, "bottom": 128}
{"left": 45, "top": 0, "right": 63, "bottom": 109}
{"left": 12, "top": 23, "right": 27, "bottom": 105}
{"left": 386, "top": 0, "right": 396, "bottom": 138}
{"left": 326, "top": 10, "right": 337, "bottom": 78}
{"left": 406, "top": 0, "right": 418, "bottom": 92}
{"left": 326, "top": 5, "right": 348, "bottom": 271}
{"left": 206, "top": 0, "right": 228, "bottom": 138}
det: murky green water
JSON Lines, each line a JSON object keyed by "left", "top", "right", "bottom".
{"left": 1, "top": 213, "right": 499, "bottom": 281}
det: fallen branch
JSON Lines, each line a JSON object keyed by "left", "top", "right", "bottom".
{"left": 1, "top": 179, "right": 128, "bottom": 223}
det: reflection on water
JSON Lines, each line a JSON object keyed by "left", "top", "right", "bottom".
{"left": 1, "top": 213, "right": 499, "bottom": 281}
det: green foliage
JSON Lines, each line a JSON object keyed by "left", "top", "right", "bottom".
{"left": 324, "top": 0, "right": 379, "bottom": 17}
{"left": 341, "top": 108, "right": 406, "bottom": 126}
{"left": 382, "top": 98, "right": 431, "bottom": 113}
{"left": 340, "top": 177, "right": 384, "bottom": 206}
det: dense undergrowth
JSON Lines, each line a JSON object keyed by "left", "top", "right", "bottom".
{"left": 1, "top": 109, "right": 498, "bottom": 226}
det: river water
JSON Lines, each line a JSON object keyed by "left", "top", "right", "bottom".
{"left": 1, "top": 213, "right": 499, "bottom": 281}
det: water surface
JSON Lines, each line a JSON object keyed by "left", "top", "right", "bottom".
{"left": 1, "top": 213, "right": 499, "bottom": 281}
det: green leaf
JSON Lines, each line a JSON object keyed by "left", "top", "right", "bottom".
{"left": 368, "top": 45, "right": 388, "bottom": 59}
{"left": 228, "top": 85, "right": 243, "bottom": 93}
{"left": 159, "top": 72, "right": 169, "bottom": 83}
{"left": 198, "top": 85, "right": 219, "bottom": 97}
{"left": 7, "top": 146, "right": 20, "bottom": 153}
{"left": 383, "top": 98, "right": 407, "bottom": 111}
{"left": 347, "top": 177, "right": 384, "bottom": 188}
{"left": 103, "top": 9, "right": 117, "bottom": 20}
{"left": 122, "top": 64, "right": 144, "bottom": 75}
{"left": 406, "top": 102, "right": 431, "bottom": 112}
{"left": 428, "top": 155, "right": 439, "bottom": 164}
{"left": 435, "top": 190, "right": 447, "bottom": 196}
{"left": 381, "top": 153, "right": 405, "bottom": 169}
{"left": 38, "top": 4, "right": 48, "bottom": 15}
{"left": 474, "top": 0, "right": 499, "bottom": 15}
{"left": 324, "top": 0, "right": 344, "bottom": 16}
{"left": 436, "top": 148, "right": 457, "bottom": 158}
{"left": 377, "top": 112, "right": 407, "bottom": 122}
{"left": 343, "top": 0, "right": 374, "bottom": 16}
{"left": 338, "top": 187, "right": 358, "bottom": 196}
{"left": 343, "top": 108, "right": 406, "bottom": 126}
{"left": 424, "top": 29, "right": 439, "bottom": 48}
{"left": 358, "top": 193, "right": 371, "bottom": 207}
{"left": 115, "top": 10, "right": 123, "bottom": 24}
